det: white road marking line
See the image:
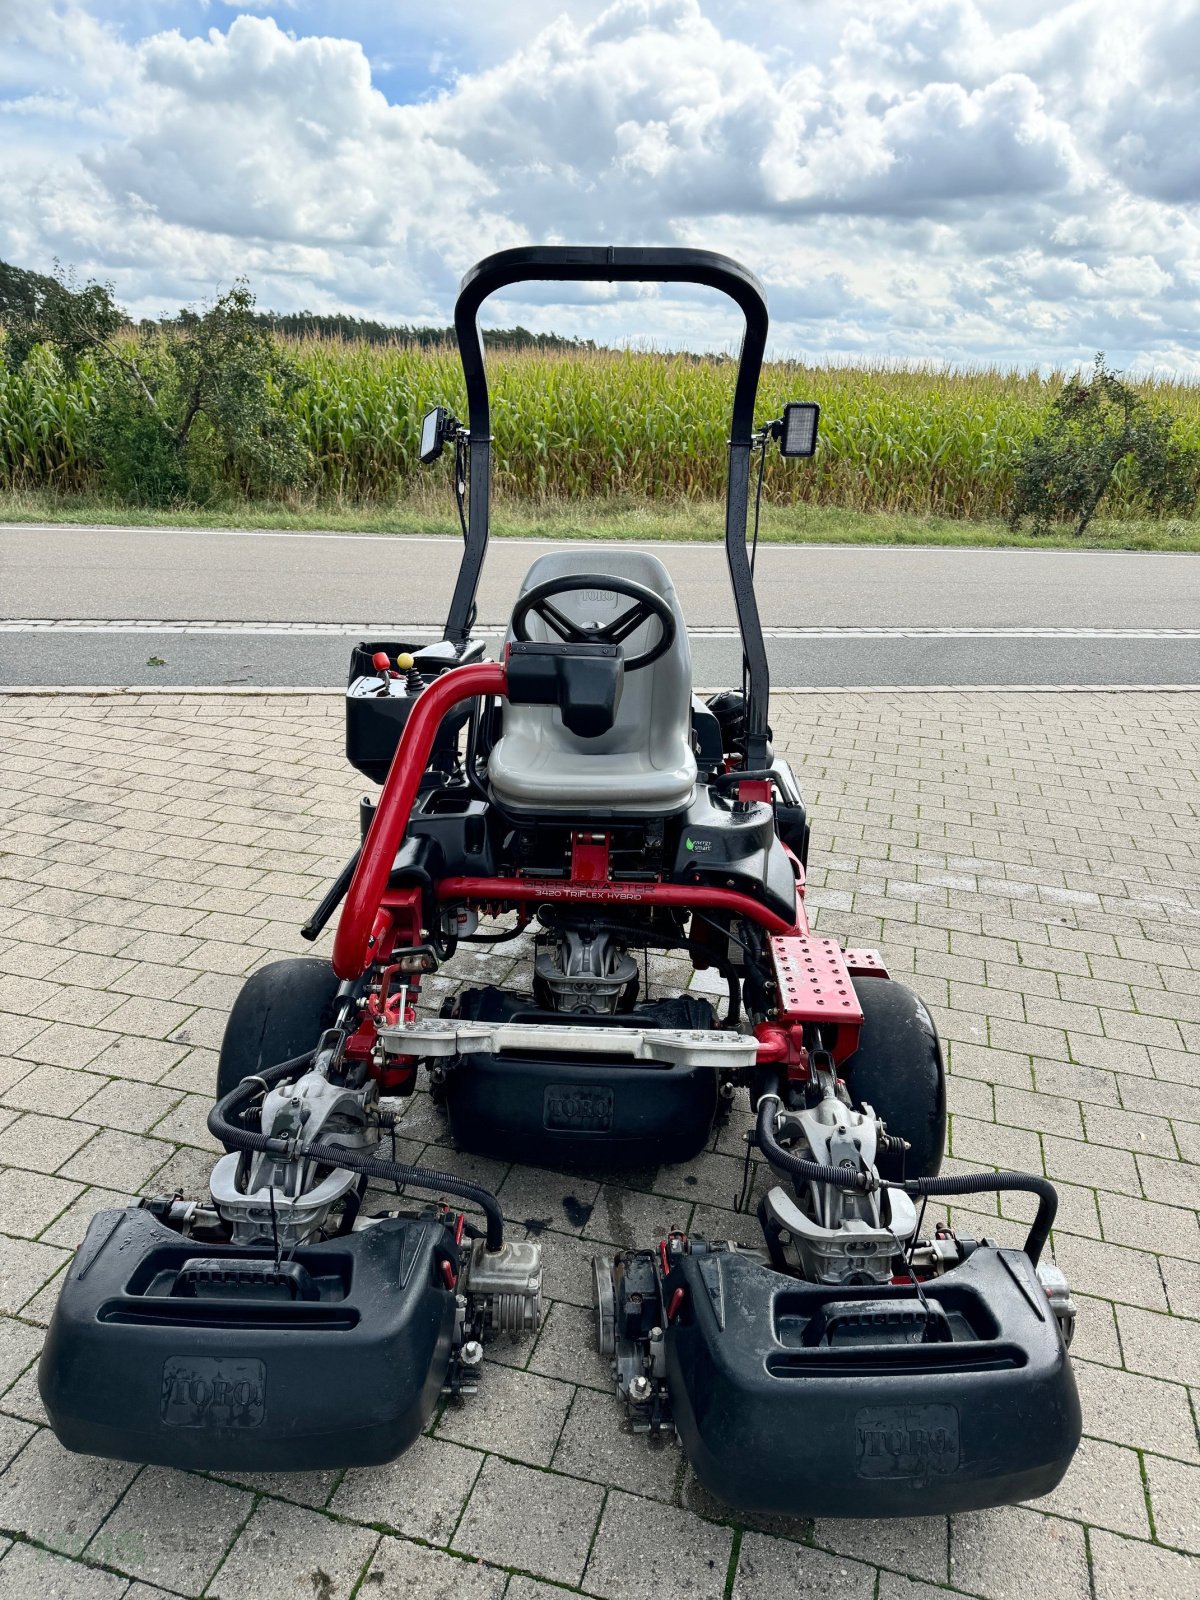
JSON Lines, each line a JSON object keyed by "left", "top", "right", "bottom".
{"left": 2, "top": 621, "right": 1198, "bottom": 639}
{"left": 2, "top": 521, "right": 1197, "bottom": 556}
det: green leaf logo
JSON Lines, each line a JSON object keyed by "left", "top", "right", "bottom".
{"left": 685, "top": 837, "right": 695, "bottom": 851}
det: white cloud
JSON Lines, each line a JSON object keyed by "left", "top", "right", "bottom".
{"left": 0, "top": 0, "right": 1197, "bottom": 371}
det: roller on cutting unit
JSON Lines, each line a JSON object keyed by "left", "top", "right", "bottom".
{"left": 40, "top": 246, "right": 1079, "bottom": 1510}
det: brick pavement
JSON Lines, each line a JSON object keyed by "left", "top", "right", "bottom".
{"left": 0, "top": 688, "right": 1196, "bottom": 1599}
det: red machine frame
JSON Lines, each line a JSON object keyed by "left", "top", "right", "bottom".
{"left": 332, "top": 663, "right": 885, "bottom": 1083}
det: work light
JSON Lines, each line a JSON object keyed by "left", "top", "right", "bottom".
{"left": 778, "top": 401, "right": 820, "bottom": 458}
{"left": 419, "top": 406, "right": 447, "bottom": 464}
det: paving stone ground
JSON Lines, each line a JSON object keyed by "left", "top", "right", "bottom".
{"left": 0, "top": 687, "right": 1197, "bottom": 1599}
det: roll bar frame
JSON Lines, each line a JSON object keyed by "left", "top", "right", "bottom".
{"left": 444, "top": 245, "right": 773, "bottom": 767}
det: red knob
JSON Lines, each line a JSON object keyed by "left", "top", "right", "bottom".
{"left": 371, "top": 651, "right": 391, "bottom": 672}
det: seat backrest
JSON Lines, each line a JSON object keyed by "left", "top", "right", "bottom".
{"left": 500, "top": 547, "right": 692, "bottom": 759}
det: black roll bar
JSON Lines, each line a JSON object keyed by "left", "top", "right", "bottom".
{"left": 445, "top": 245, "right": 773, "bottom": 766}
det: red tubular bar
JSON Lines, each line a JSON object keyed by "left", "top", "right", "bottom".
{"left": 333, "top": 661, "right": 508, "bottom": 979}
{"left": 333, "top": 657, "right": 808, "bottom": 976}
{"left": 435, "top": 876, "right": 798, "bottom": 933}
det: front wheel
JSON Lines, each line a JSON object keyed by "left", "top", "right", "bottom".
{"left": 840, "top": 976, "right": 946, "bottom": 1180}
{"left": 216, "top": 957, "right": 342, "bottom": 1104}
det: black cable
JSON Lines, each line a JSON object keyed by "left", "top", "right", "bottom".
{"left": 702, "top": 951, "right": 740, "bottom": 1027}
{"left": 736, "top": 1129, "right": 756, "bottom": 1213}
{"left": 752, "top": 1075, "right": 1057, "bottom": 1264}
{"left": 458, "top": 925, "right": 528, "bottom": 945}
{"left": 750, "top": 433, "right": 768, "bottom": 578}
{"left": 455, "top": 433, "right": 469, "bottom": 544}
{"left": 302, "top": 1139, "right": 505, "bottom": 1251}
{"left": 687, "top": 907, "right": 758, "bottom": 962}
{"left": 906, "top": 1192, "right": 928, "bottom": 1275}
{"left": 755, "top": 1094, "right": 1068, "bottom": 1267}
{"left": 336, "top": 1176, "right": 368, "bottom": 1236}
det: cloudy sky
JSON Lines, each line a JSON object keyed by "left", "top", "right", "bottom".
{"left": 1, "top": 0, "right": 1197, "bottom": 371}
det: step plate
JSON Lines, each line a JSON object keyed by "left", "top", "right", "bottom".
{"left": 770, "top": 936, "right": 864, "bottom": 1023}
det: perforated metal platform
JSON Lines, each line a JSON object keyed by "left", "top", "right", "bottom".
{"left": 769, "top": 935, "right": 864, "bottom": 1059}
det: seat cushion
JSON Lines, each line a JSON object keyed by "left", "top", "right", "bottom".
{"left": 488, "top": 728, "right": 696, "bottom": 812}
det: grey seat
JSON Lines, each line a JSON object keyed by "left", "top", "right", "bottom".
{"left": 488, "top": 548, "right": 697, "bottom": 814}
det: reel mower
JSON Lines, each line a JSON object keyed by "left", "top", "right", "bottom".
{"left": 40, "top": 246, "right": 1079, "bottom": 1511}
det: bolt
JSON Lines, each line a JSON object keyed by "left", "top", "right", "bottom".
{"left": 460, "top": 1340, "right": 484, "bottom": 1367}
{"left": 629, "top": 1375, "right": 652, "bottom": 1403}
{"left": 649, "top": 1326, "right": 663, "bottom": 1343}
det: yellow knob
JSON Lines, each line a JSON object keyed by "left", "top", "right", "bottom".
{"left": 395, "top": 652, "right": 415, "bottom": 671}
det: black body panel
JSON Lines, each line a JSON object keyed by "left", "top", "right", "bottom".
{"left": 507, "top": 640, "right": 625, "bottom": 738}
{"left": 444, "top": 1053, "right": 718, "bottom": 1168}
{"left": 671, "top": 789, "right": 798, "bottom": 925}
{"left": 346, "top": 639, "right": 485, "bottom": 785}
{"left": 665, "top": 1246, "right": 1081, "bottom": 1517}
{"left": 40, "top": 1208, "right": 458, "bottom": 1471}
{"left": 441, "top": 988, "right": 720, "bottom": 1168}
{"left": 690, "top": 697, "right": 724, "bottom": 774}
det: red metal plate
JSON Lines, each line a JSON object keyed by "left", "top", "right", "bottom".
{"left": 770, "top": 935, "right": 864, "bottom": 1026}
{"left": 843, "top": 948, "right": 890, "bottom": 979}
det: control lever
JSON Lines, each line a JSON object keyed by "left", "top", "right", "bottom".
{"left": 301, "top": 847, "right": 362, "bottom": 943}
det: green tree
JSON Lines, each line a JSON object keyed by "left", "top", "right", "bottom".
{"left": 156, "top": 284, "right": 308, "bottom": 498}
{"left": 2, "top": 264, "right": 307, "bottom": 504}
{"left": 0, "top": 259, "right": 126, "bottom": 371}
{"left": 1010, "top": 354, "right": 1200, "bottom": 535}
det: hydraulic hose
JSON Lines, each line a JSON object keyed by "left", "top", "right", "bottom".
{"left": 753, "top": 1079, "right": 1058, "bottom": 1263}
{"left": 896, "top": 1171, "right": 1057, "bottom": 1267}
{"left": 753, "top": 1088, "right": 873, "bottom": 1192}
{"left": 300, "top": 1140, "right": 505, "bottom": 1252}
{"left": 208, "top": 1059, "right": 506, "bottom": 1250}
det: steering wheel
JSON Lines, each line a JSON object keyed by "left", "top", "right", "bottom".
{"left": 510, "top": 574, "right": 676, "bottom": 671}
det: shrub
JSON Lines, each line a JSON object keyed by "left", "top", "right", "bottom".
{"left": 1010, "top": 354, "right": 1200, "bottom": 535}
{"left": 91, "top": 370, "right": 188, "bottom": 505}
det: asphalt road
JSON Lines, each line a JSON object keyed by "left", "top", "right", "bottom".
{"left": 2, "top": 523, "right": 1197, "bottom": 687}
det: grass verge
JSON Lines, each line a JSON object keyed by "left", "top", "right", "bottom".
{"left": 1, "top": 489, "right": 1197, "bottom": 551}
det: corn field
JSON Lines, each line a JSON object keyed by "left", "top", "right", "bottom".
{"left": 4, "top": 335, "right": 1200, "bottom": 518}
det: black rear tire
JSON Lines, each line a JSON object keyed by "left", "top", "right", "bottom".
{"left": 216, "top": 957, "right": 342, "bottom": 1103}
{"left": 840, "top": 976, "right": 946, "bottom": 1180}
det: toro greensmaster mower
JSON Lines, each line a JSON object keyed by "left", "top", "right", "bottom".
{"left": 40, "top": 247, "right": 1080, "bottom": 1514}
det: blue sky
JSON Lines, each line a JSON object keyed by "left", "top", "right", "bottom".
{"left": 2, "top": 1, "right": 1198, "bottom": 372}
